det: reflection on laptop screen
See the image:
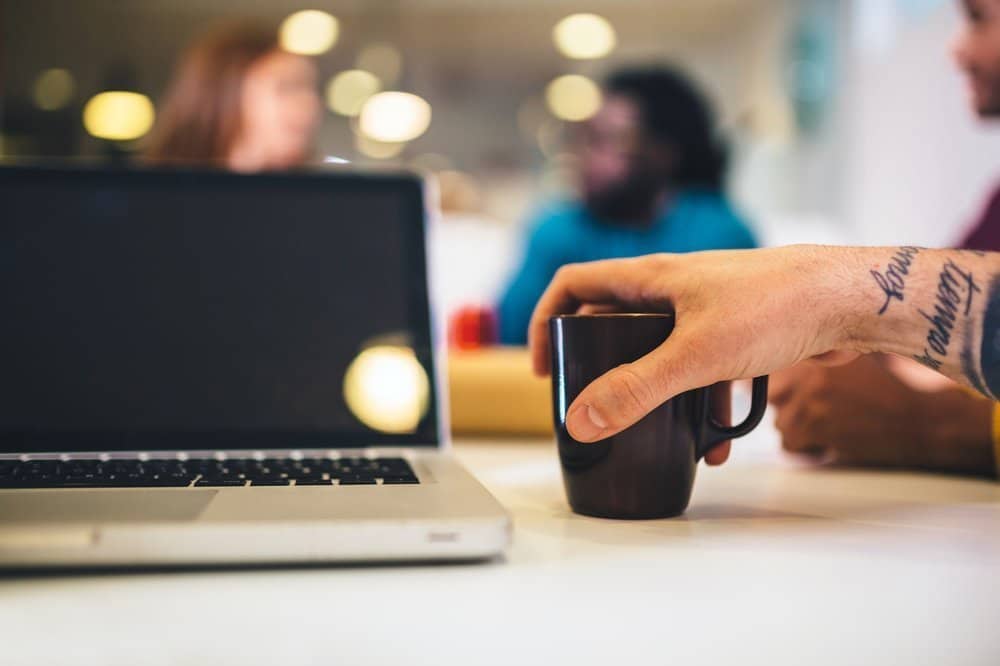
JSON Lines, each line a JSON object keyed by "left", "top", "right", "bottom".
{"left": 0, "top": 167, "right": 438, "bottom": 452}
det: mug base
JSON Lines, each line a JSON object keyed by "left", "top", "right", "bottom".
{"left": 568, "top": 503, "right": 688, "bottom": 520}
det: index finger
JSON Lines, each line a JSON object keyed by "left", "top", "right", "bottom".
{"left": 527, "top": 260, "right": 642, "bottom": 376}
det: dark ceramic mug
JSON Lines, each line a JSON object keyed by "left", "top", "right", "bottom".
{"left": 549, "top": 313, "right": 768, "bottom": 519}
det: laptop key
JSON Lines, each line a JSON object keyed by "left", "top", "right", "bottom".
{"left": 294, "top": 478, "right": 333, "bottom": 486}
{"left": 0, "top": 477, "right": 193, "bottom": 488}
{"left": 0, "top": 478, "right": 62, "bottom": 488}
{"left": 22, "top": 461, "right": 60, "bottom": 476}
{"left": 195, "top": 478, "right": 246, "bottom": 487}
{"left": 62, "top": 474, "right": 101, "bottom": 484}
{"left": 75, "top": 478, "right": 192, "bottom": 488}
{"left": 249, "top": 471, "right": 290, "bottom": 480}
{"left": 380, "top": 475, "right": 420, "bottom": 485}
{"left": 146, "top": 461, "right": 188, "bottom": 475}
{"left": 260, "top": 458, "right": 294, "bottom": 470}
{"left": 337, "top": 474, "right": 378, "bottom": 485}
{"left": 127, "top": 478, "right": 194, "bottom": 487}
{"left": 286, "top": 471, "right": 324, "bottom": 482}
{"left": 250, "top": 478, "right": 291, "bottom": 486}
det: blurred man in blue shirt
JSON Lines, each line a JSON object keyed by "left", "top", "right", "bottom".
{"left": 498, "top": 66, "right": 756, "bottom": 344}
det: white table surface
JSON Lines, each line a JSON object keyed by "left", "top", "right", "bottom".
{"left": 2, "top": 424, "right": 999, "bottom": 666}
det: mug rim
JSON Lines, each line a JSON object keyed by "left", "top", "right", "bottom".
{"left": 549, "top": 312, "right": 673, "bottom": 320}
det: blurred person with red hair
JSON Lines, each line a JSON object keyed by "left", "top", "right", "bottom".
{"left": 146, "top": 21, "right": 321, "bottom": 171}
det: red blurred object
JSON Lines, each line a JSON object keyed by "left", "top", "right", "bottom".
{"left": 449, "top": 305, "right": 498, "bottom": 349}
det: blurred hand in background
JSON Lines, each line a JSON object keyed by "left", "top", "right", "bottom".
{"left": 770, "top": 355, "right": 996, "bottom": 478}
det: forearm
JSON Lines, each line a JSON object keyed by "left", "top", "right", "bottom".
{"left": 825, "top": 246, "right": 1000, "bottom": 399}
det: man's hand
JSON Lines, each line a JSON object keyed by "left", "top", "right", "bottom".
{"left": 771, "top": 355, "right": 929, "bottom": 466}
{"left": 529, "top": 246, "right": 868, "bottom": 443}
{"left": 770, "top": 356, "right": 996, "bottom": 476}
{"left": 529, "top": 245, "right": 1000, "bottom": 445}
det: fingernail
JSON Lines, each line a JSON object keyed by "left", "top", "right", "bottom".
{"left": 567, "top": 404, "right": 607, "bottom": 442}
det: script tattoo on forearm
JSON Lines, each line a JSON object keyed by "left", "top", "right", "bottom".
{"left": 978, "top": 275, "right": 1000, "bottom": 399}
{"left": 911, "top": 260, "right": 980, "bottom": 372}
{"left": 871, "top": 246, "right": 922, "bottom": 315}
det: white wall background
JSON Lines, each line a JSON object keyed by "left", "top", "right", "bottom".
{"left": 842, "top": 0, "right": 1000, "bottom": 246}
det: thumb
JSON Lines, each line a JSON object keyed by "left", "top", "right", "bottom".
{"left": 565, "top": 330, "right": 707, "bottom": 442}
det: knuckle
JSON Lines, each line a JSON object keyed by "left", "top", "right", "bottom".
{"left": 644, "top": 253, "right": 674, "bottom": 272}
{"left": 555, "top": 263, "right": 581, "bottom": 280}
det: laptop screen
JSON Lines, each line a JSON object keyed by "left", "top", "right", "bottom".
{"left": 0, "top": 166, "right": 440, "bottom": 453}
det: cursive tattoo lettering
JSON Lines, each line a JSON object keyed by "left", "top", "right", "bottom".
{"left": 871, "top": 246, "right": 922, "bottom": 315}
{"left": 912, "top": 260, "right": 980, "bottom": 371}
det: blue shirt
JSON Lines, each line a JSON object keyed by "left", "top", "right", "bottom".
{"left": 497, "top": 191, "right": 757, "bottom": 344}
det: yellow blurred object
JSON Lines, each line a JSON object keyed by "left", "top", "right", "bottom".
{"left": 327, "top": 69, "right": 381, "bottom": 116}
{"left": 545, "top": 74, "right": 602, "bottom": 122}
{"left": 359, "top": 91, "right": 431, "bottom": 143}
{"left": 343, "top": 345, "right": 430, "bottom": 434}
{"left": 279, "top": 10, "right": 338, "bottom": 55}
{"left": 552, "top": 13, "right": 616, "bottom": 60}
{"left": 448, "top": 347, "right": 553, "bottom": 437}
{"left": 33, "top": 68, "right": 75, "bottom": 110}
{"left": 82, "top": 91, "right": 155, "bottom": 141}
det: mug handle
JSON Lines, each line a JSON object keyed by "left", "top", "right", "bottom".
{"left": 695, "top": 376, "right": 769, "bottom": 460}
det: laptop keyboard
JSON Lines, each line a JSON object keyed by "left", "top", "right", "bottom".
{"left": 0, "top": 457, "right": 419, "bottom": 489}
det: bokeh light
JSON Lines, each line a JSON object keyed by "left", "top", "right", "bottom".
{"left": 327, "top": 69, "right": 381, "bottom": 116}
{"left": 545, "top": 74, "right": 602, "bottom": 122}
{"left": 359, "top": 91, "right": 431, "bottom": 143}
{"left": 32, "top": 68, "right": 75, "bottom": 111}
{"left": 343, "top": 345, "right": 430, "bottom": 434}
{"left": 280, "top": 10, "right": 339, "bottom": 55}
{"left": 82, "top": 91, "right": 155, "bottom": 141}
{"left": 356, "top": 43, "right": 403, "bottom": 88}
{"left": 553, "top": 13, "right": 616, "bottom": 60}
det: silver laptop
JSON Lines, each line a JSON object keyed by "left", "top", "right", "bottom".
{"left": 0, "top": 165, "right": 510, "bottom": 567}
